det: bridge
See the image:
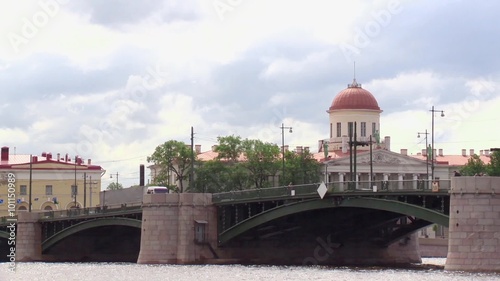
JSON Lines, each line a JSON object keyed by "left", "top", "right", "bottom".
{"left": 1, "top": 177, "right": 499, "bottom": 271}
{"left": 0, "top": 203, "right": 143, "bottom": 262}
{"left": 213, "top": 180, "right": 449, "bottom": 248}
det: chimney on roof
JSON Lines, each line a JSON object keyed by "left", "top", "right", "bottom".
{"left": 57, "top": 153, "right": 60, "bottom": 161}
{"left": 422, "top": 149, "right": 427, "bottom": 156}
{"left": 462, "top": 149, "right": 466, "bottom": 157}
{"left": 65, "top": 153, "right": 69, "bottom": 162}
{"left": 480, "top": 150, "right": 484, "bottom": 156}
{"left": 211, "top": 145, "right": 218, "bottom": 151}
{"left": 87, "top": 159, "right": 91, "bottom": 165}
{"left": 296, "top": 146, "right": 303, "bottom": 154}
{"left": 400, "top": 149, "right": 407, "bottom": 156}
{"left": 485, "top": 149, "right": 490, "bottom": 156}
{"left": 47, "top": 153, "right": 52, "bottom": 160}
{"left": 1, "top": 146, "right": 8, "bottom": 161}
{"left": 195, "top": 144, "right": 201, "bottom": 154}
{"left": 139, "top": 164, "right": 145, "bottom": 186}
{"left": 32, "top": 156, "right": 38, "bottom": 162}
{"left": 470, "top": 149, "right": 474, "bottom": 156}
{"left": 42, "top": 152, "right": 47, "bottom": 157}
{"left": 284, "top": 145, "right": 289, "bottom": 151}
{"left": 438, "top": 149, "right": 443, "bottom": 157}
{"left": 384, "top": 136, "right": 391, "bottom": 151}
{"left": 304, "top": 146, "right": 310, "bottom": 153}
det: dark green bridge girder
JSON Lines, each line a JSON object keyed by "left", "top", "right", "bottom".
{"left": 42, "top": 217, "right": 142, "bottom": 252}
{"left": 0, "top": 231, "right": 9, "bottom": 239}
{"left": 218, "top": 197, "right": 449, "bottom": 245}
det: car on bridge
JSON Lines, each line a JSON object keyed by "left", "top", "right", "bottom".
{"left": 146, "top": 186, "right": 169, "bottom": 194}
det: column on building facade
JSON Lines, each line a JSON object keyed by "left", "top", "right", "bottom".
{"left": 382, "top": 173, "right": 389, "bottom": 190}
{"left": 412, "top": 174, "right": 419, "bottom": 190}
{"left": 398, "top": 174, "right": 404, "bottom": 190}
{"left": 356, "top": 173, "right": 360, "bottom": 189}
{"left": 338, "top": 172, "right": 345, "bottom": 192}
{"left": 383, "top": 173, "right": 389, "bottom": 181}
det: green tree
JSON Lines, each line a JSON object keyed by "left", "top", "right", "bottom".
{"left": 147, "top": 140, "right": 195, "bottom": 193}
{"left": 193, "top": 160, "right": 230, "bottom": 193}
{"left": 106, "top": 182, "right": 123, "bottom": 190}
{"left": 487, "top": 150, "right": 500, "bottom": 176}
{"left": 285, "top": 149, "right": 321, "bottom": 185}
{"left": 241, "top": 139, "right": 281, "bottom": 188}
{"left": 215, "top": 135, "right": 243, "bottom": 162}
{"left": 459, "top": 154, "right": 487, "bottom": 176}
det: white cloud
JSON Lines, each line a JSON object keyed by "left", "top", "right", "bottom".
{"left": 1, "top": 0, "right": 500, "bottom": 189}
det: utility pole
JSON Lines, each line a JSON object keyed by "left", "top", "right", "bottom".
{"left": 29, "top": 154, "right": 32, "bottom": 212}
{"left": 430, "top": 106, "right": 444, "bottom": 181}
{"left": 83, "top": 172, "right": 87, "bottom": 208}
{"left": 190, "top": 126, "right": 195, "bottom": 192}
{"left": 74, "top": 156, "right": 77, "bottom": 208}
{"left": 89, "top": 176, "right": 93, "bottom": 207}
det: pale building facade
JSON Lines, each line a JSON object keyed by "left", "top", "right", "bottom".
{"left": 316, "top": 78, "right": 491, "bottom": 189}
{"left": 0, "top": 147, "right": 104, "bottom": 216}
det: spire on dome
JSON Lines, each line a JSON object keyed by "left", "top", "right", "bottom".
{"left": 348, "top": 61, "right": 361, "bottom": 88}
{"left": 348, "top": 78, "right": 361, "bottom": 88}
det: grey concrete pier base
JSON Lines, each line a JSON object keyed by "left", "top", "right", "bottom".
{"left": 446, "top": 177, "right": 500, "bottom": 272}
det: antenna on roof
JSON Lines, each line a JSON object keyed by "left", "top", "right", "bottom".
{"left": 349, "top": 61, "right": 360, "bottom": 88}
{"left": 353, "top": 61, "right": 356, "bottom": 80}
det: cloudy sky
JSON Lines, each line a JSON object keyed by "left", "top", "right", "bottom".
{"left": 1, "top": 0, "right": 499, "bottom": 188}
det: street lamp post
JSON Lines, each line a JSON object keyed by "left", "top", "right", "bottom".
{"left": 417, "top": 130, "right": 429, "bottom": 189}
{"left": 280, "top": 123, "right": 292, "bottom": 185}
{"left": 73, "top": 156, "right": 77, "bottom": 208}
{"left": 430, "top": 106, "right": 444, "bottom": 181}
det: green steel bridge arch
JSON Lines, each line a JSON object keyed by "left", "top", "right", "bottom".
{"left": 42, "top": 217, "right": 141, "bottom": 252}
{"left": 219, "top": 197, "right": 449, "bottom": 245}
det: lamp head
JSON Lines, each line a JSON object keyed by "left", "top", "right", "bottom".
{"left": 289, "top": 128, "right": 293, "bottom": 133}
{"left": 417, "top": 133, "right": 421, "bottom": 138}
{"left": 441, "top": 111, "right": 445, "bottom": 117}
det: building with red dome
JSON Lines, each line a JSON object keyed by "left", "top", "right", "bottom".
{"left": 322, "top": 79, "right": 387, "bottom": 152}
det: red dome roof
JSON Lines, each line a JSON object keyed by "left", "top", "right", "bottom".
{"left": 329, "top": 79, "right": 380, "bottom": 111}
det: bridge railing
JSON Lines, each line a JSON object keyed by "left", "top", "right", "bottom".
{"left": 212, "top": 179, "right": 450, "bottom": 203}
{"left": 36, "top": 202, "right": 143, "bottom": 220}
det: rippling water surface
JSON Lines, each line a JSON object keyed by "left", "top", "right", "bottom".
{"left": 1, "top": 258, "right": 500, "bottom": 281}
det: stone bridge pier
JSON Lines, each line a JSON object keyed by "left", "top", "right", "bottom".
{"left": 446, "top": 176, "right": 500, "bottom": 272}
{"left": 137, "top": 193, "right": 218, "bottom": 264}
{"left": 16, "top": 212, "right": 42, "bottom": 262}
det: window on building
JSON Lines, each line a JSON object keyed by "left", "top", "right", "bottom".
{"left": 20, "top": 185, "right": 27, "bottom": 195}
{"left": 372, "top": 122, "right": 377, "bottom": 136}
{"left": 194, "top": 220, "right": 207, "bottom": 244}
{"left": 71, "top": 185, "right": 78, "bottom": 196}
{"left": 330, "top": 123, "right": 333, "bottom": 138}
{"left": 361, "top": 122, "right": 366, "bottom": 137}
{"left": 336, "top": 122, "right": 341, "bottom": 137}
{"left": 348, "top": 122, "right": 353, "bottom": 137}
{"left": 45, "top": 185, "right": 53, "bottom": 195}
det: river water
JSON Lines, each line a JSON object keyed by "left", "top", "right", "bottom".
{"left": 1, "top": 258, "right": 499, "bottom": 281}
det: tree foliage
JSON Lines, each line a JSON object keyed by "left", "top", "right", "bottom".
{"left": 106, "top": 182, "right": 123, "bottom": 190}
{"left": 200, "top": 137, "right": 322, "bottom": 191}
{"left": 487, "top": 150, "right": 500, "bottom": 176}
{"left": 215, "top": 135, "right": 243, "bottom": 162}
{"left": 147, "top": 140, "right": 195, "bottom": 193}
{"left": 241, "top": 139, "right": 281, "bottom": 188}
{"left": 284, "top": 149, "right": 321, "bottom": 185}
{"left": 459, "top": 154, "right": 487, "bottom": 176}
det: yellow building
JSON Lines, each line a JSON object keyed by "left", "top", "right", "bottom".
{"left": 0, "top": 146, "right": 104, "bottom": 217}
